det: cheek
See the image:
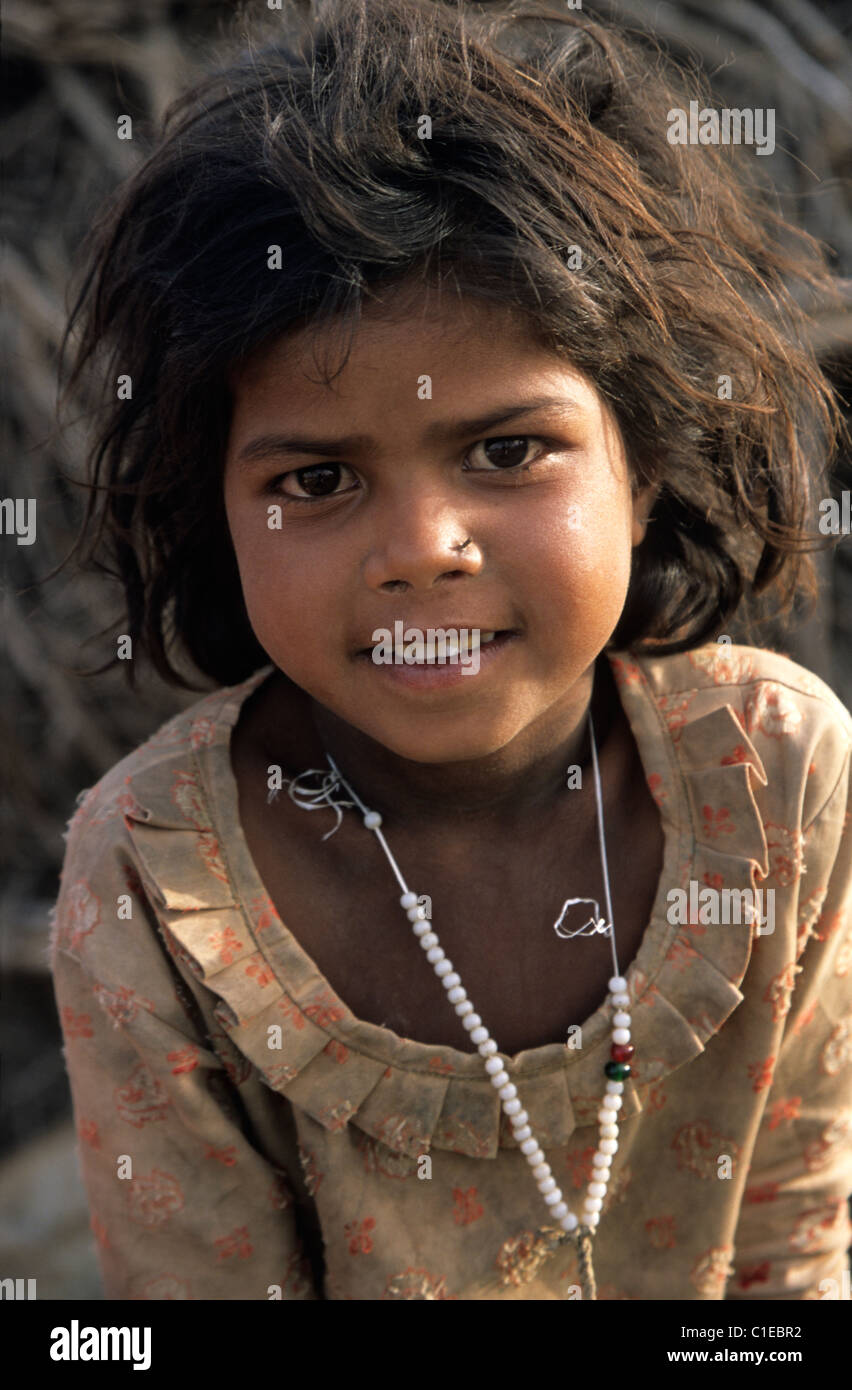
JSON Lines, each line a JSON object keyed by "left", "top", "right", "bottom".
{"left": 247, "top": 560, "right": 325, "bottom": 636}
{"left": 227, "top": 514, "right": 335, "bottom": 661}
{"left": 528, "top": 488, "right": 634, "bottom": 620}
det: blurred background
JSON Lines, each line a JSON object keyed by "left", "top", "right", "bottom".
{"left": 1, "top": 0, "right": 850, "bottom": 1298}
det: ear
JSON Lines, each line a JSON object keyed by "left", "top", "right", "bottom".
{"left": 631, "top": 482, "right": 658, "bottom": 547}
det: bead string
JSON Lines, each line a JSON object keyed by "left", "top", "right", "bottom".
{"left": 295, "top": 710, "right": 634, "bottom": 1300}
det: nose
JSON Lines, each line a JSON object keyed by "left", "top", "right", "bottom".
{"left": 361, "top": 490, "right": 482, "bottom": 592}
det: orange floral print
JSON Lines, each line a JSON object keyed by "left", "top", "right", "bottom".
{"left": 168, "top": 1046, "right": 199, "bottom": 1075}
{"left": 205, "top": 1145, "right": 237, "bottom": 1167}
{"left": 495, "top": 1229, "right": 563, "bottom": 1288}
{"left": 701, "top": 804, "right": 735, "bottom": 838}
{"left": 744, "top": 1181, "right": 779, "bottom": 1204}
{"left": 767, "top": 1096, "right": 801, "bottom": 1129}
{"left": 317, "top": 1098, "right": 357, "bottom": 1132}
{"left": 245, "top": 958, "right": 275, "bottom": 988}
{"left": 609, "top": 657, "right": 641, "bottom": 687}
{"left": 303, "top": 988, "right": 347, "bottom": 1028}
{"left": 214, "top": 1225, "right": 253, "bottom": 1261}
{"left": 665, "top": 936, "right": 700, "bottom": 972}
{"left": 171, "top": 770, "right": 207, "bottom": 829}
{"left": 48, "top": 645, "right": 852, "bottom": 1301}
{"left": 382, "top": 1268, "right": 456, "bottom": 1299}
{"left": 267, "top": 1172, "right": 294, "bottom": 1212}
{"left": 356, "top": 1132, "right": 417, "bottom": 1180}
{"left": 657, "top": 694, "right": 695, "bottom": 741}
{"left": 804, "top": 1115, "right": 852, "bottom": 1173}
{"left": 763, "top": 962, "right": 801, "bottom": 1023}
{"left": 688, "top": 647, "right": 754, "bottom": 685}
{"left": 79, "top": 1119, "right": 100, "bottom": 1149}
{"left": 61, "top": 1006, "right": 93, "bottom": 1038}
{"left": 563, "top": 1144, "right": 596, "bottom": 1189}
{"left": 821, "top": 1016, "right": 852, "bottom": 1076}
{"left": 249, "top": 893, "right": 279, "bottom": 932}
{"left": 56, "top": 879, "right": 101, "bottom": 954}
{"left": 91, "top": 1213, "right": 110, "bottom": 1250}
{"left": 646, "top": 1082, "right": 668, "bottom": 1111}
{"left": 645, "top": 1216, "right": 676, "bottom": 1249}
{"left": 647, "top": 772, "right": 666, "bottom": 806}
{"left": 297, "top": 1143, "right": 324, "bottom": 1197}
{"left": 690, "top": 1245, "right": 735, "bottom": 1297}
{"left": 764, "top": 821, "right": 805, "bottom": 886}
{"left": 737, "top": 1261, "right": 770, "bottom": 1289}
{"left": 208, "top": 926, "right": 244, "bottom": 965}
{"left": 746, "top": 1055, "right": 776, "bottom": 1092}
{"left": 671, "top": 1121, "right": 740, "bottom": 1179}
{"left": 428, "top": 1055, "right": 455, "bottom": 1075}
{"left": 114, "top": 1062, "right": 169, "bottom": 1128}
{"left": 452, "top": 1186, "right": 484, "bottom": 1225}
{"left": 789, "top": 1201, "right": 847, "bottom": 1253}
{"left": 276, "top": 996, "right": 307, "bottom": 1031}
{"left": 344, "top": 1216, "right": 376, "bottom": 1254}
{"left": 91, "top": 981, "right": 154, "bottom": 1027}
{"left": 814, "top": 909, "right": 844, "bottom": 943}
{"left": 746, "top": 683, "right": 803, "bottom": 739}
{"left": 189, "top": 717, "right": 217, "bottom": 749}
{"left": 281, "top": 1249, "right": 314, "bottom": 1299}
{"left": 127, "top": 1169, "right": 184, "bottom": 1228}
{"left": 791, "top": 1001, "right": 818, "bottom": 1036}
{"left": 196, "top": 831, "right": 230, "bottom": 886}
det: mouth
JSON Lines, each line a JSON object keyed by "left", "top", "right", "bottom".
{"left": 357, "top": 629, "right": 515, "bottom": 661}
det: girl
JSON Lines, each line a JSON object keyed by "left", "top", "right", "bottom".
{"left": 51, "top": 0, "right": 852, "bottom": 1300}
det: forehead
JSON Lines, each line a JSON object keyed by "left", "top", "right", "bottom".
{"left": 227, "top": 283, "right": 567, "bottom": 398}
{"left": 224, "top": 281, "right": 628, "bottom": 476}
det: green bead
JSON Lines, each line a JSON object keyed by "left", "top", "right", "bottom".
{"left": 604, "top": 1060, "right": 631, "bottom": 1081}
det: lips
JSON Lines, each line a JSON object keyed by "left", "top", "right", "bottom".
{"left": 357, "top": 627, "right": 512, "bottom": 658}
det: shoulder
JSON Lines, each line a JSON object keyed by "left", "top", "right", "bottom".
{"left": 629, "top": 642, "right": 847, "bottom": 713}
{"left": 50, "top": 668, "right": 272, "bottom": 966}
{"left": 58, "top": 668, "right": 272, "bottom": 873}
{"left": 612, "top": 643, "right": 852, "bottom": 827}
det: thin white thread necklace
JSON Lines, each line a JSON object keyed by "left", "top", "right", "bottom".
{"left": 279, "top": 711, "right": 633, "bottom": 1300}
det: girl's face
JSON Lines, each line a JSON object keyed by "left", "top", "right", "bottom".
{"left": 224, "top": 286, "right": 653, "bottom": 765}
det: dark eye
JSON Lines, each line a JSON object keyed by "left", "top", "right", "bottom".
{"left": 467, "top": 437, "right": 539, "bottom": 470}
{"left": 276, "top": 462, "right": 357, "bottom": 498}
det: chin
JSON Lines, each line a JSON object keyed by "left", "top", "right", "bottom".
{"left": 359, "top": 721, "right": 521, "bottom": 766}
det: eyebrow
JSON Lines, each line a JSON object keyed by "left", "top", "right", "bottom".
{"left": 235, "top": 395, "right": 584, "bottom": 469}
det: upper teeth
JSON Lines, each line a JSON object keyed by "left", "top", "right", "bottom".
{"left": 424, "top": 630, "right": 497, "bottom": 657}
{"left": 368, "top": 630, "right": 499, "bottom": 658}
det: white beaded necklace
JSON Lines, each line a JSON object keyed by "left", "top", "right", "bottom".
{"left": 279, "top": 710, "right": 633, "bottom": 1300}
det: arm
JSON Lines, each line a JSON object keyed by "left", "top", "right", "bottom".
{"left": 51, "top": 790, "right": 318, "bottom": 1301}
{"left": 726, "top": 749, "right": 852, "bottom": 1300}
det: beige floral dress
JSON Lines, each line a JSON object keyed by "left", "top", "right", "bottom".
{"left": 50, "top": 643, "right": 852, "bottom": 1299}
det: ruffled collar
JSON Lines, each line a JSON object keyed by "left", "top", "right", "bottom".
{"left": 122, "top": 650, "right": 768, "bottom": 1159}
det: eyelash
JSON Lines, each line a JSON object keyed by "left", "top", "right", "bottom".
{"left": 262, "top": 435, "right": 558, "bottom": 504}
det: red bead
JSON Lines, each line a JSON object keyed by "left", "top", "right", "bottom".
{"left": 611, "top": 1043, "right": 635, "bottom": 1062}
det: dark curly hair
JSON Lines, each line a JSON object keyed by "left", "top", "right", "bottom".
{"left": 56, "top": 0, "right": 847, "bottom": 691}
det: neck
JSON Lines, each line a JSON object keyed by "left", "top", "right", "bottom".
{"left": 297, "top": 657, "right": 621, "bottom": 835}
